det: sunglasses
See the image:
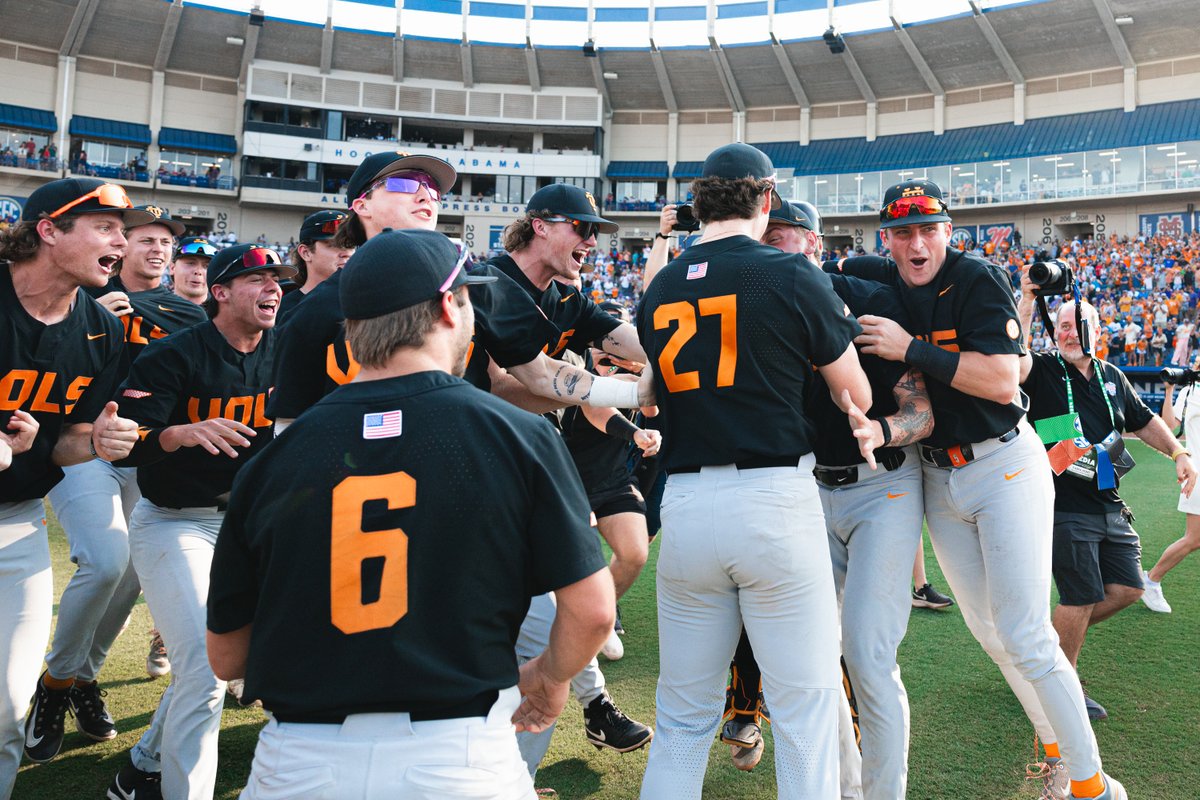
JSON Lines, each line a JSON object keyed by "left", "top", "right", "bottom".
{"left": 439, "top": 244, "right": 475, "bottom": 293}
{"left": 177, "top": 240, "right": 219, "bottom": 258}
{"left": 209, "top": 247, "right": 283, "bottom": 285}
{"left": 543, "top": 216, "right": 600, "bottom": 242}
{"left": 362, "top": 172, "right": 441, "bottom": 202}
{"left": 880, "top": 195, "right": 947, "bottom": 223}
{"left": 49, "top": 183, "right": 133, "bottom": 219}
{"left": 318, "top": 217, "right": 344, "bottom": 235}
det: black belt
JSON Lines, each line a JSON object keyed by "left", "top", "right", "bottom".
{"left": 670, "top": 455, "right": 802, "bottom": 475}
{"left": 919, "top": 426, "right": 1020, "bottom": 469}
{"left": 813, "top": 449, "right": 907, "bottom": 488}
{"left": 273, "top": 690, "right": 499, "bottom": 725}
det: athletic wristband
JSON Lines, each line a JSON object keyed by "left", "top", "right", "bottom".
{"left": 605, "top": 414, "right": 639, "bottom": 442}
{"left": 1171, "top": 448, "right": 1191, "bottom": 460}
{"left": 873, "top": 417, "right": 892, "bottom": 447}
{"left": 587, "top": 375, "right": 641, "bottom": 408}
{"left": 905, "top": 339, "right": 960, "bottom": 386}
{"left": 655, "top": 232, "right": 671, "bottom": 241}
{"left": 88, "top": 436, "right": 98, "bottom": 459}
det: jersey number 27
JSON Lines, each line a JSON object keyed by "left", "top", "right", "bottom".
{"left": 330, "top": 472, "right": 413, "bottom": 634}
{"left": 653, "top": 295, "right": 738, "bottom": 393}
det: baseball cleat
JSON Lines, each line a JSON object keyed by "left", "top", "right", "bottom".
{"left": 23, "top": 673, "right": 72, "bottom": 763}
{"left": 614, "top": 603, "right": 625, "bottom": 635}
{"left": 912, "top": 582, "right": 955, "bottom": 609}
{"left": 1028, "top": 756, "right": 1070, "bottom": 800}
{"left": 1082, "top": 689, "right": 1108, "bottom": 721}
{"left": 146, "top": 629, "right": 171, "bottom": 678}
{"left": 1071, "top": 773, "right": 1127, "bottom": 800}
{"left": 583, "top": 693, "right": 653, "bottom": 752}
{"left": 225, "top": 678, "right": 262, "bottom": 708}
{"left": 1141, "top": 571, "right": 1172, "bottom": 613}
{"left": 107, "top": 761, "right": 163, "bottom": 800}
{"left": 729, "top": 737, "right": 764, "bottom": 771}
{"left": 68, "top": 681, "right": 117, "bottom": 741}
{"left": 534, "top": 789, "right": 559, "bottom": 798}
{"left": 720, "top": 719, "right": 761, "bottom": 748}
{"left": 600, "top": 628, "right": 625, "bottom": 661}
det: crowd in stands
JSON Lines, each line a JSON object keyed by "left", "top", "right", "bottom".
{"left": 0, "top": 138, "right": 58, "bottom": 172}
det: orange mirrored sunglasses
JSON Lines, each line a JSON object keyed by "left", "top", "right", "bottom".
{"left": 880, "top": 194, "right": 946, "bottom": 223}
{"left": 49, "top": 184, "right": 133, "bottom": 219}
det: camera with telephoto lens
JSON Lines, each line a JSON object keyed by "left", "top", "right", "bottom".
{"left": 1028, "top": 259, "right": 1074, "bottom": 296}
{"left": 672, "top": 203, "right": 701, "bottom": 233}
{"left": 1161, "top": 367, "right": 1200, "bottom": 386}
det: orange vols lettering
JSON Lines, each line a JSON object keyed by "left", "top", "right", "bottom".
{"left": 327, "top": 341, "right": 361, "bottom": 385}
{"left": 30, "top": 373, "right": 61, "bottom": 414}
{"left": 0, "top": 369, "right": 38, "bottom": 411}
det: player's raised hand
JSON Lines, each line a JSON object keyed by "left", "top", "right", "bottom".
{"left": 2, "top": 409, "right": 40, "bottom": 458}
{"left": 855, "top": 314, "right": 913, "bottom": 363}
{"left": 93, "top": 401, "right": 140, "bottom": 461}
{"left": 1177, "top": 453, "right": 1197, "bottom": 497}
{"left": 844, "top": 389, "right": 880, "bottom": 471}
{"left": 168, "top": 418, "right": 257, "bottom": 458}
{"left": 633, "top": 428, "right": 662, "bottom": 457}
{"left": 96, "top": 290, "right": 134, "bottom": 317}
{"left": 512, "top": 655, "right": 570, "bottom": 734}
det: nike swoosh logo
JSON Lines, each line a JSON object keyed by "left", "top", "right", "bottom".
{"left": 1005, "top": 469, "right": 1024, "bottom": 481}
{"left": 26, "top": 727, "right": 43, "bottom": 747}
{"left": 593, "top": 728, "right": 606, "bottom": 742}
{"left": 560, "top": 295, "right": 574, "bottom": 303}
{"left": 886, "top": 491, "right": 909, "bottom": 499}
{"left": 938, "top": 284, "right": 954, "bottom": 297}
{"left": 158, "top": 305, "right": 174, "bottom": 312}
{"left": 87, "top": 333, "right": 106, "bottom": 340}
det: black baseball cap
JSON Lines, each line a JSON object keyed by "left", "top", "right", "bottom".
{"left": 526, "top": 184, "right": 618, "bottom": 233}
{"left": 879, "top": 179, "right": 952, "bottom": 229}
{"left": 340, "top": 229, "right": 496, "bottom": 320}
{"left": 299, "top": 210, "right": 348, "bottom": 243}
{"left": 206, "top": 244, "right": 298, "bottom": 288}
{"left": 701, "top": 143, "right": 782, "bottom": 210}
{"left": 21, "top": 178, "right": 156, "bottom": 226}
{"left": 128, "top": 204, "right": 186, "bottom": 236}
{"left": 345, "top": 151, "right": 457, "bottom": 205}
{"left": 768, "top": 201, "right": 820, "bottom": 233}
{"left": 176, "top": 236, "right": 219, "bottom": 261}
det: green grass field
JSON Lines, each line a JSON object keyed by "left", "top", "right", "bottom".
{"left": 13, "top": 440, "right": 1199, "bottom": 799}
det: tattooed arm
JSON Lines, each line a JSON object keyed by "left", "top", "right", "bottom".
{"left": 593, "top": 322, "right": 648, "bottom": 364}
{"left": 851, "top": 368, "right": 934, "bottom": 458}
{"left": 507, "top": 351, "right": 652, "bottom": 408}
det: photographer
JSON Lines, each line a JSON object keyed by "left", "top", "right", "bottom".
{"left": 1018, "top": 265, "right": 1196, "bottom": 725}
{"left": 1140, "top": 361, "right": 1200, "bottom": 613}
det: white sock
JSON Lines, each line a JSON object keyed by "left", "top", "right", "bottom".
{"left": 1143, "top": 571, "right": 1161, "bottom": 588}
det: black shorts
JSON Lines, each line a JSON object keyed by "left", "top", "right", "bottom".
{"left": 1051, "top": 509, "right": 1143, "bottom": 606}
{"left": 588, "top": 482, "right": 646, "bottom": 520}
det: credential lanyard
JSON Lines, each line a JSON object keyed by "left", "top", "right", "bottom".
{"left": 1057, "top": 354, "right": 1114, "bottom": 432}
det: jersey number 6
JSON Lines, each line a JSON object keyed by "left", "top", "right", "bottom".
{"left": 653, "top": 294, "right": 738, "bottom": 394}
{"left": 330, "top": 472, "right": 413, "bottom": 634}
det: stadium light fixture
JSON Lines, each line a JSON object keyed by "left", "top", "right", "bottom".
{"left": 583, "top": 39, "right": 597, "bottom": 57}
{"left": 603, "top": 71, "right": 618, "bottom": 79}
{"left": 226, "top": 36, "right": 245, "bottom": 46}
{"left": 1114, "top": 15, "right": 1133, "bottom": 25}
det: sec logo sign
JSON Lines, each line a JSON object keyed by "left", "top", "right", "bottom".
{"left": 0, "top": 196, "right": 22, "bottom": 224}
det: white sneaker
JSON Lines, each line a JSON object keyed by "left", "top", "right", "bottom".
{"left": 1141, "top": 570, "right": 1172, "bottom": 613}
{"left": 600, "top": 628, "right": 624, "bottom": 661}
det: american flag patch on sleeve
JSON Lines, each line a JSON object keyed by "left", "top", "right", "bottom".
{"left": 686, "top": 262, "right": 708, "bottom": 280}
{"left": 362, "top": 410, "right": 403, "bottom": 439}
{"left": 122, "top": 389, "right": 152, "bottom": 399}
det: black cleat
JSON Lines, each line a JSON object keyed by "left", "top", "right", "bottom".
{"left": 912, "top": 582, "right": 955, "bottom": 609}
{"left": 1083, "top": 689, "right": 1108, "bottom": 721}
{"left": 106, "top": 762, "right": 163, "bottom": 800}
{"left": 23, "top": 673, "right": 71, "bottom": 763}
{"left": 614, "top": 604, "right": 625, "bottom": 635}
{"left": 583, "top": 692, "right": 653, "bottom": 753}
{"left": 69, "top": 681, "right": 117, "bottom": 741}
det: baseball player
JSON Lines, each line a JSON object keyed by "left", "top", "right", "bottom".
{"left": 1142, "top": 368, "right": 1200, "bottom": 612}
{"left": 1017, "top": 273, "right": 1194, "bottom": 729}
{"left": 25, "top": 207, "right": 205, "bottom": 764}
{"left": 637, "top": 143, "right": 872, "bottom": 800}
{"left": 849, "top": 179, "right": 1125, "bottom": 800}
{"left": 168, "top": 237, "right": 217, "bottom": 306}
{"left": 277, "top": 210, "right": 352, "bottom": 322}
{"left": 0, "top": 178, "right": 146, "bottom": 800}
{"left": 205, "top": 229, "right": 615, "bottom": 800}
{"left": 487, "top": 188, "right": 654, "bottom": 771}
{"left": 104, "top": 244, "right": 294, "bottom": 800}
{"left": 270, "top": 152, "right": 648, "bottom": 429}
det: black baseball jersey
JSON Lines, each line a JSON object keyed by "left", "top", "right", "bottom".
{"left": 562, "top": 354, "right": 638, "bottom": 494}
{"left": 113, "top": 322, "right": 276, "bottom": 508}
{"left": 275, "top": 286, "right": 307, "bottom": 324}
{"left": 1024, "top": 353, "right": 1153, "bottom": 513}
{"left": 207, "top": 370, "right": 606, "bottom": 719}
{"left": 488, "top": 254, "right": 622, "bottom": 359}
{"left": 1, "top": 264, "right": 125, "bottom": 503}
{"left": 271, "top": 264, "right": 554, "bottom": 416}
{"left": 838, "top": 248, "right": 1026, "bottom": 447}
{"left": 637, "top": 235, "right": 860, "bottom": 472}
{"left": 808, "top": 275, "right": 910, "bottom": 467}
{"left": 84, "top": 276, "right": 206, "bottom": 370}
